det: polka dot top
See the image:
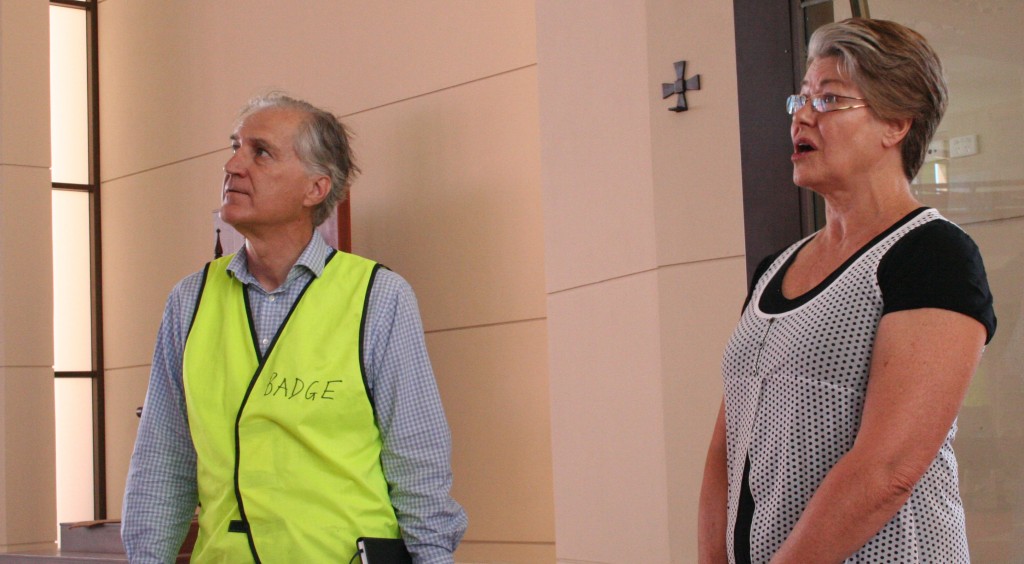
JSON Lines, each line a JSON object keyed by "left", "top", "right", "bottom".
{"left": 722, "top": 208, "right": 995, "bottom": 563}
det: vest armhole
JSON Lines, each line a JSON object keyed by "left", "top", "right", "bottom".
{"left": 186, "top": 262, "right": 214, "bottom": 342}
{"left": 359, "top": 263, "right": 384, "bottom": 418}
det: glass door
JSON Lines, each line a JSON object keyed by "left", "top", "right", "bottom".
{"left": 802, "top": 2, "right": 1024, "bottom": 560}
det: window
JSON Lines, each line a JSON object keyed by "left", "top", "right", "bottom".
{"left": 50, "top": 0, "right": 105, "bottom": 523}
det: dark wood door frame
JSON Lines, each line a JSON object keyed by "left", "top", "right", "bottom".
{"left": 732, "top": 0, "right": 813, "bottom": 283}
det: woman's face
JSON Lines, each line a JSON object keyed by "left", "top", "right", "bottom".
{"left": 790, "top": 56, "right": 891, "bottom": 192}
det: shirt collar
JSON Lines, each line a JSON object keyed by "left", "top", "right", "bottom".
{"left": 225, "top": 230, "right": 333, "bottom": 288}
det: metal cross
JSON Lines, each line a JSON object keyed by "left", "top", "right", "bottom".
{"left": 662, "top": 60, "right": 701, "bottom": 112}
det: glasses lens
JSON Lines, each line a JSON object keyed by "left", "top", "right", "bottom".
{"left": 786, "top": 95, "right": 804, "bottom": 115}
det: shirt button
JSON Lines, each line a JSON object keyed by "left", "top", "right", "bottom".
{"left": 268, "top": 296, "right": 276, "bottom": 302}
{"left": 261, "top": 338, "right": 269, "bottom": 345}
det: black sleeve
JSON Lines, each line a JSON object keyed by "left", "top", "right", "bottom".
{"left": 877, "top": 219, "right": 996, "bottom": 344}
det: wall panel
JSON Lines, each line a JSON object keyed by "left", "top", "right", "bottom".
{"left": 99, "top": 0, "right": 537, "bottom": 181}
{"left": 348, "top": 68, "right": 545, "bottom": 332}
{"left": 0, "top": 0, "right": 55, "bottom": 550}
{"left": 428, "top": 321, "right": 554, "bottom": 547}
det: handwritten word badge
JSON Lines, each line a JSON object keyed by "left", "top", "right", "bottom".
{"left": 264, "top": 372, "right": 343, "bottom": 401}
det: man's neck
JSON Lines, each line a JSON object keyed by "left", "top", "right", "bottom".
{"left": 241, "top": 226, "right": 315, "bottom": 292}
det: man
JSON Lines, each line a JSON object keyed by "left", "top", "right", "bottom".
{"left": 122, "top": 93, "right": 467, "bottom": 563}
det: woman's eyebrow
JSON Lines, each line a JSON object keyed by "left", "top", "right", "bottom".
{"left": 801, "top": 77, "right": 848, "bottom": 90}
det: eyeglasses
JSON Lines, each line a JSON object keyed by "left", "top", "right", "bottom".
{"left": 786, "top": 94, "right": 868, "bottom": 115}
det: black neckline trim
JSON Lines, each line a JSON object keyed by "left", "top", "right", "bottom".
{"left": 758, "top": 207, "right": 930, "bottom": 314}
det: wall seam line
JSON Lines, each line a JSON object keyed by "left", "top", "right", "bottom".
{"left": 547, "top": 254, "right": 746, "bottom": 296}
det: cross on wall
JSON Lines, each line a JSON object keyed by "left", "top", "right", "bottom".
{"left": 662, "top": 60, "right": 702, "bottom": 112}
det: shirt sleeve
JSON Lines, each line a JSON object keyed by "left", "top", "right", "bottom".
{"left": 121, "top": 276, "right": 201, "bottom": 563}
{"left": 363, "top": 269, "right": 468, "bottom": 564}
{"left": 877, "top": 219, "right": 997, "bottom": 344}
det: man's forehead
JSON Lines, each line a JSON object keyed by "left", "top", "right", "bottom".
{"left": 232, "top": 107, "right": 304, "bottom": 142}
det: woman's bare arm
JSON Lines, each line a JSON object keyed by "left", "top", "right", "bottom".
{"left": 769, "top": 308, "right": 985, "bottom": 563}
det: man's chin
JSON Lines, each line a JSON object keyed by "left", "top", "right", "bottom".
{"left": 218, "top": 204, "right": 242, "bottom": 223}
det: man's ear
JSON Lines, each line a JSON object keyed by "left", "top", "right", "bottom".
{"left": 305, "top": 176, "right": 332, "bottom": 207}
{"left": 882, "top": 117, "right": 912, "bottom": 149}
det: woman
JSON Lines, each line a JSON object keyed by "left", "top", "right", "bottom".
{"left": 698, "top": 18, "right": 996, "bottom": 563}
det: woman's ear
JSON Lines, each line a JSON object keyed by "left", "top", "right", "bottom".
{"left": 882, "top": 117, "right": 913, "bottom": 149}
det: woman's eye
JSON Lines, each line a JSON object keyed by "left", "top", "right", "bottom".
{"left": 821, "top": 94, "right": 838, "bottom": 105}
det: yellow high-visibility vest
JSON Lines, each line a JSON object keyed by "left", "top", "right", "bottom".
{"left": 183, "top": 251, "right": 399, "bottom": 563}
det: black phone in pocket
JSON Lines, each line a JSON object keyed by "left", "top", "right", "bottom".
{"left": 355, "top": 537, "right": 412, "bottom": 564}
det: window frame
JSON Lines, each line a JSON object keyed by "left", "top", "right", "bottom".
{"left": 51, "top": 0, "right": 106, "bottom": 520}
{"left": 732, "top": 0, "right": 868, "bottom": 283}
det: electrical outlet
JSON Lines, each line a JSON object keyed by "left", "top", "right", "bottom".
{"left": 925, "top": 139, "right": 948, "bottom": 161}
{"left": 949, "top": 134, "right": 979, "bottom": 158}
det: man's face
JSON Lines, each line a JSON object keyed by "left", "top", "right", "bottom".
{"left": 220, "top": 107, "right": 323, "bottom": 236}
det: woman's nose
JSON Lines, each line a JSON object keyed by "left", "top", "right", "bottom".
{"left": 792, "top": 100, "right": 817, "bottom": 123}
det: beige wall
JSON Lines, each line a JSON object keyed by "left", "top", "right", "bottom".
{"left": 0, "top": 0, "right": 58, "bottom": 553}
{"left": 0, "top": 0, "right": 750, "bottom": 561}
{"left": 537, "top": 1, "right": 746, "bottom": 562}
{"left": 98, "top": 1, "right": 552, "bottom": 562}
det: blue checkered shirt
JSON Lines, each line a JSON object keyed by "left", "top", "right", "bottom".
{"left": 121, "top": 232, "right": 467, "bottom": 563}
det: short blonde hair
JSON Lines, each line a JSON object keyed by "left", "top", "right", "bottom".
{"left": 808, "top": 18, "right": 948, "bottom": 180}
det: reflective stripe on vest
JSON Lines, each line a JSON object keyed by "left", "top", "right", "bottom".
{"left": 183, "top": 251, "right": 399, "bottom": 563}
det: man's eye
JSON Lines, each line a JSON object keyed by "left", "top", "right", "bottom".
{"left": 230, "top": 144, "right": 240, "bottom": 153}
{"left": 255, "top": 148, "right": 270, "bottom": 157}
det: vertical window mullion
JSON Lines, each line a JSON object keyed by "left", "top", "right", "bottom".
{"left": 85, "top": 0, "right": 106, "bottom": 519}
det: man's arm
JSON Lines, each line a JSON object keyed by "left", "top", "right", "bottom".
{"left": 121, "top": 280, "right": 200, "bottom": 563}
{"left": 364, "top": 270, "right": 468, "bottom": 564}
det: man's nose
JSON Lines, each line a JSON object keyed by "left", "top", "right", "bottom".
{"left": 224, "top": 151, "right": 245, "bottom": 175}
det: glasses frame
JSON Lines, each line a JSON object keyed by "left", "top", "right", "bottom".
{"left": 786, "top": 94, "right": 868, "bottom": 115}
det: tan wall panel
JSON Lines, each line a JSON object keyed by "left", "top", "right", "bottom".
{"left": 101, "top": 153, "right": 226, "bottom": 370}
{"left": 456, "top": 540, "right": 555, "bottom": 564}
{"left": 99, "top": 0, "right": 536, "bottom": 181}
{"left": 103, "top": 365, "right": 151, "bottom": 521}
{"left": 0, "top": 0, "right": 50, "bottom": 168}
{"left": 0, "top": 367, "right": 57, "bottom": 546}
{"left": 646, "top": 0, "right": 746, "bottom": 265}
{"left": 656, "top": 257, "right": 747, "bottom": 562}
{"left": 0, "top": 166, "right": 54, "bottom": 367}
{"left": 537, "top": 1, "right": 749, "bottom": 561}
{"left": 348, "top": 68, "right": 545, "bottom": 332}
{"left": 0, "top": 0, "right": 56, "bottom": 551}
{"left": 427, "top": 320, "right": 554, "bottom": 544}
{"left": 536, "top": 1, "right": 659, "bottom": 293}
{"left": 546, "top": 272, "right": 671, "bottom": 563}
